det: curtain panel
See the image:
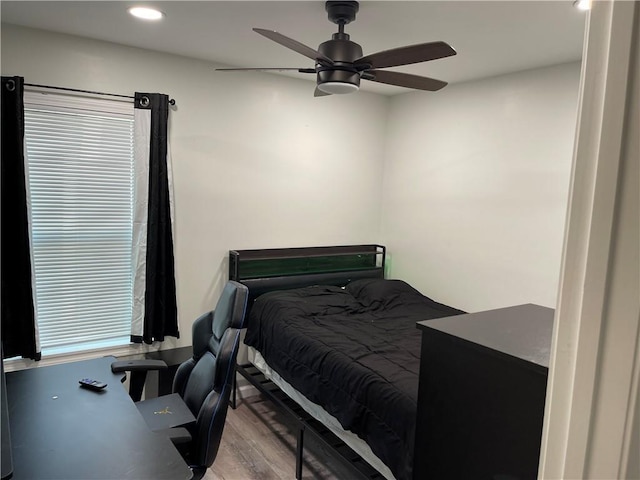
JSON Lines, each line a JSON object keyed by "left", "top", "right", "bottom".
{"left": 1, "top": 76, "right": 40, "bottom": 360}
{"left": 131, "top": 93, "right": 179, "bottom": 344}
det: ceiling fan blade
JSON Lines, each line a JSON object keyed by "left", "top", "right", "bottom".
{"left": 253, "top": 28, "right": 334, "bottom": 66}
{"left": 356, "top": 41, "right": 456, "bottom": 69}
{"left": 314, "top": 87, "right": 331, "bottom": 97}
{"left": 216, "top": 67, "right": 316, "bottom": 74}
{"left": 365, "top": 70, "right": 448, "bottom": 91}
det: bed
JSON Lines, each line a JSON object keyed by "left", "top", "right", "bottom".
{"left": 229, "top": 245, "right": 464, "bottom": 480}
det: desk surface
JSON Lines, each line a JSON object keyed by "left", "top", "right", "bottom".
{"left": 5, "top": 356, "right": 193, "bottom": 480}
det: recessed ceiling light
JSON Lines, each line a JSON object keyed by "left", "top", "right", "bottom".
{"left": 573, "top": 0, "right": 591, "bottom": 11}
{"left": 128, "top": 6, "right": 165, "bottom": 21}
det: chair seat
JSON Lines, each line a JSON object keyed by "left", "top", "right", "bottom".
{"left": 136, "top": 393, "right": 196, "bottom": 431}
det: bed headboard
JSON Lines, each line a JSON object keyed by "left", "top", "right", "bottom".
{"left": 229, "top": 244, "right": 386, "bottom": 306}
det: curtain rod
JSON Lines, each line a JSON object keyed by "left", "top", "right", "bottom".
{"left": 24, "top": 82, "right": 176, "bottom": 106}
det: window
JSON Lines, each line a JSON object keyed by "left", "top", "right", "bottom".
{"left": 23, "top": 90, "right": 135, "bottom": 355}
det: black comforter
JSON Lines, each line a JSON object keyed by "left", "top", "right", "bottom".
{"left": 244, "top": 278, "right": 464, "bottom": 480}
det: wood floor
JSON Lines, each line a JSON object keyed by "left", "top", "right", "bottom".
{"left": 203, "top": 394, "right": 360, "bottom": 480}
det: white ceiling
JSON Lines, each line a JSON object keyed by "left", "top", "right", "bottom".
{"left": 0, "top": 1, "right": 587, "bottom": 96}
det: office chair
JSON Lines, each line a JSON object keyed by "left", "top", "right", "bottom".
{"left": 112, "top": 280, "right": 249, "bottom": 480}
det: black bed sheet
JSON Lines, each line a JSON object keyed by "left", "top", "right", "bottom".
{"left": 244, "top": 278, "right": 464, "bottom": 480}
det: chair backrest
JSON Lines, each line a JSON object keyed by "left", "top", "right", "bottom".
{"left": 172, "top": 280, "right": 249, "bottom": 470}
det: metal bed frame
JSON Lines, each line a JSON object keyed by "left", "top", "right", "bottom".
{"left": 234, "top": 363, "right": 384, "bottom": 480}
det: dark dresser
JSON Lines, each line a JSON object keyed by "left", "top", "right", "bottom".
{"left": 414, "top": 303, "right": 554, "bottom": 480}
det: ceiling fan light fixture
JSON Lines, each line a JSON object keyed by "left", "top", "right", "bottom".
{"left": 317, "top": 68, "right": 361, "bottom": 94}
{"left": 317, "top": 81, "right": 360, "bottom": 95}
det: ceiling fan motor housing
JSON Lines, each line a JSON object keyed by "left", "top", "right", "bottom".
{"left": 317, "top": 33, "right": 363, "bottom": 92}
{"left": 319, "top": 33, "right": 363, "bottom": 61}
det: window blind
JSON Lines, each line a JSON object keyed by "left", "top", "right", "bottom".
{"left": 23, "top": 91, "right": 135, "bottom": 354}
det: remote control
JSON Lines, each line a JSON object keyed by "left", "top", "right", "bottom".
{"left": 79, "top": 378, "right": 107, "bottom": 391}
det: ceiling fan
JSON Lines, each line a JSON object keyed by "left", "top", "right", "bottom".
{"left": 216, "top": 1, "right": 457, "bottom": 96}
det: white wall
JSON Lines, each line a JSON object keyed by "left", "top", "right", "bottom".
{"left": 381, "top": 63, "right": 581, "bottom": 312}
{"left": 1, "top": 24, "right": 389, "bottom": 348}
{"left": 1, "top": 24, "right": 582, "bottom": 351}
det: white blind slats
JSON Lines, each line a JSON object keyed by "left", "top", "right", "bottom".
{"left": 28, "top": 145, "right": 133, "bottom": 157}
{"left": 31, "top": 220, "right": 132, "bottom": 227}
{"left": 31, "top": 202, "right": 132, "bottom": 210}
{"left": 29, "top": 190, "right": 132, "bottom": 199}
{"left": 36, "top": 292, "right": 133, "bottom": 303}
{"left": 29, "top": 157, "right": 133, "bottom": 167}
{"left": 24, "top": 91, "right": 135, "bottom": 353}
{"left": 35, "top": 301, "right": 133, "bottom": 314}
{"left": 29, "top": 160, "right": 130, "bottom": 172}
{"left": 27, "top": 123, "right": 131, "bottom": 135}
{"left": 27, "top": 118, "right": 132, "bottom": 131}
{"left": 30, "top": 263, "right": 131, "bottom": 273}
{"left": 30, "top": 209, "right": 132, "bottom": 218}
{"left": 27, "top": 134, "right": 132, "bottom": 147}
{"left": 32, "top": 272, "right": 132, "bottom": 282}
{"left": 31, "top": 269, "right": 133, "bottom": 280}
{"left": 33, "top": 305, "right": 132, "bottom": 317}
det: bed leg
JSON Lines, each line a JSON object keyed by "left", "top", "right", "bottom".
{"left": 296, "top": 425, "right": 305, "bottom": 480}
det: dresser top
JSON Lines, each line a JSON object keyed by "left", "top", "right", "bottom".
{"left": 417, "top": 303, "right": 555, "bottom": 369}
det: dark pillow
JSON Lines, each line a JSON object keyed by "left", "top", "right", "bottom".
{"left": 346, "top": 278, "right": 423, "bottom": 308}
{"left": 346, "top": 278, "right": 466, "bottom": 318}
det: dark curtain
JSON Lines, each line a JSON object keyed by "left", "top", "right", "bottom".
{"left": 1, "top": 76, "right": 40, "bottom": 360}
{"left": 131, "top": 93, "right": 179, "bottom": 344}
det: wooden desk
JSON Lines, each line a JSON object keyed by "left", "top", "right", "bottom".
{"left": 4, "top": 356, "right": 193, "bottom": 480}
{"left": 414, "top": 304, "right": 554, "bottom": 480}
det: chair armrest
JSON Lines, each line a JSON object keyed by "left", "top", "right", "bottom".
{"left": 111, "top": 359, "right": 169, "bottom": 402}
{"left": 156, "top": 427, "right": 192, "bottom": 445}
{"left": 111, "top": 359, "right": 168, "bottom": 373}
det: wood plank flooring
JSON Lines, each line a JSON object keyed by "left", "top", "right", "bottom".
{"left": 203, "top": 394, "right": 360, "bottom": 480}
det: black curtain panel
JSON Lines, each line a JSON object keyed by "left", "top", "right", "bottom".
{"left": 131, "top": 93, "right": 179, "bottom": 344}
{"left": 1, "top": 76, "right": 40, "bottom": 360}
